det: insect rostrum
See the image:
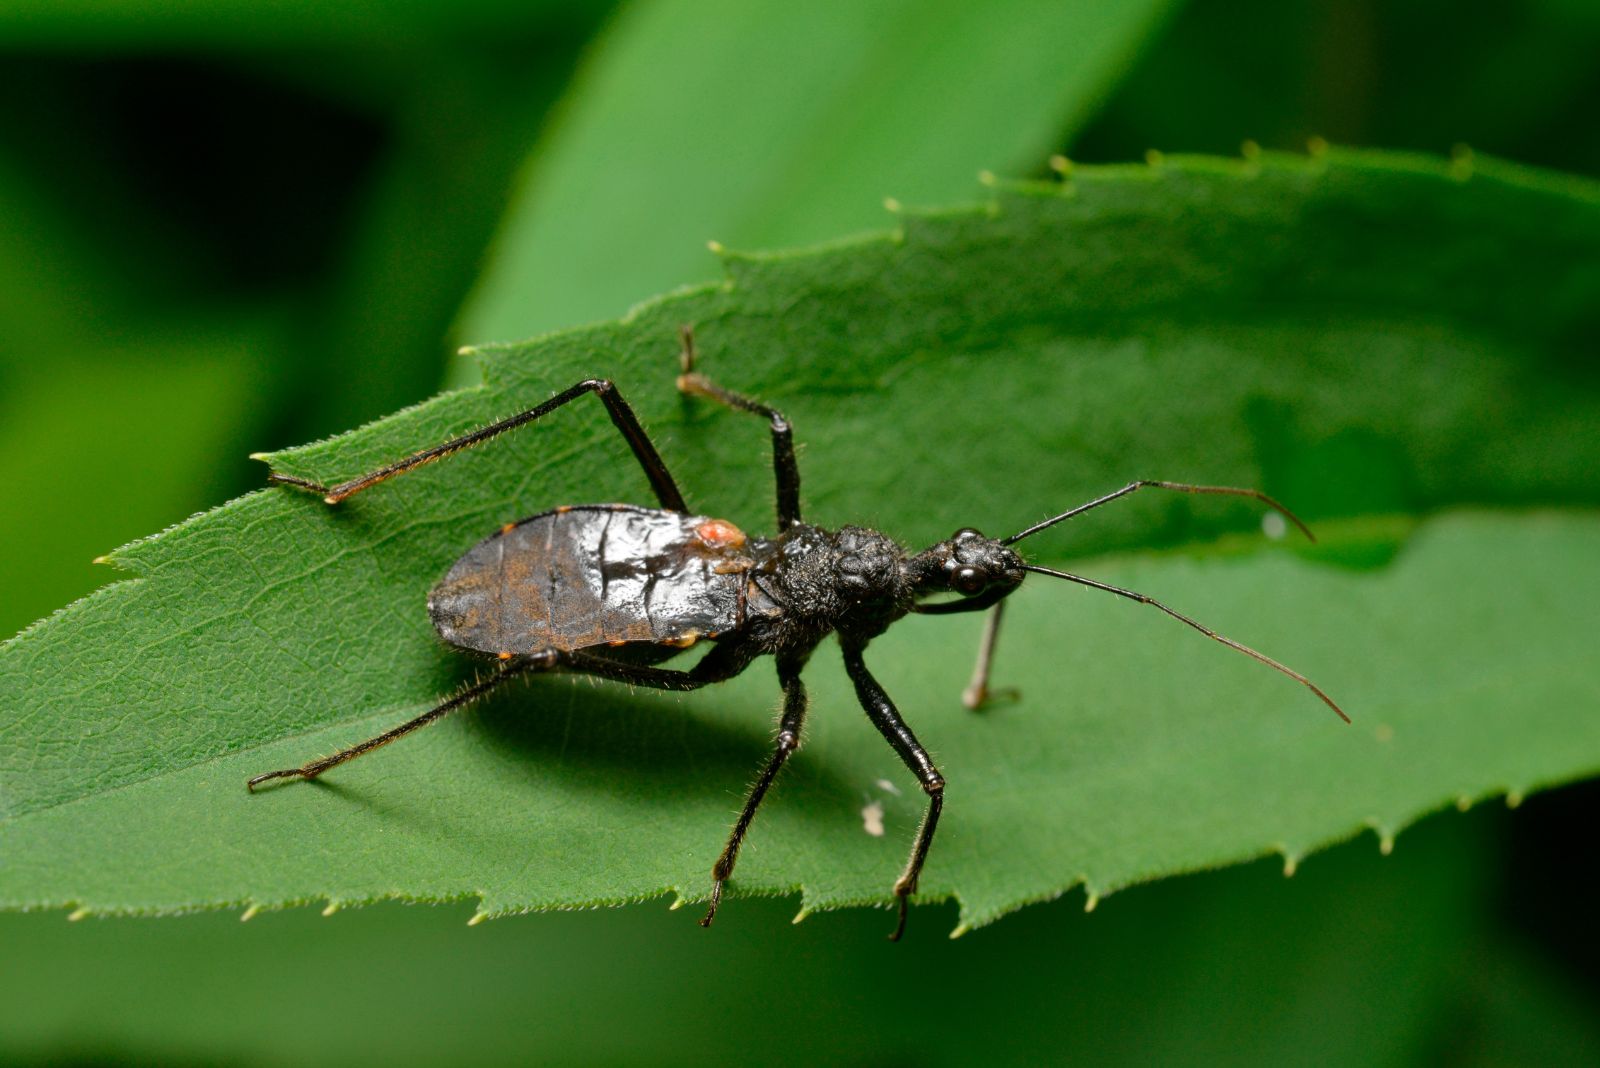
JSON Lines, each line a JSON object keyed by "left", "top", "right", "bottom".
{"left": 249, "top": 326, "right": 1346, "bottom": 940}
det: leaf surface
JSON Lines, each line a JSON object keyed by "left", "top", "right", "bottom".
{"left": 0, "top": 814, "right": 1500, "bottom": 1065}
{"left": 3, "top": 149, "right": 1598, "bottom": 929}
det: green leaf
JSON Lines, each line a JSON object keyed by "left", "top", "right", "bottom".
{"left": 462, "top": 0, "right": 1178, "bottom": 342}
{"left": 0, "top": 811, "right": 1499, "bottom": 1065}
{"left": 3, "top": 149, "right": 1598, "bottom": 931}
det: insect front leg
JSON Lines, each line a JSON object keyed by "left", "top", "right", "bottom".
{"left": 701, "top": 656, "right": 808, "bottom": 929}
{"left": 263, "top": 379, "right": 689, "bottom": 511}
{"left": 675, "top": 325, "right": 801, "bottom": 529}
{"left": 962, "top": 601, "right": 1016, "bottom": 711}
{"left": 842, "top": 644, "right": 944, "bottom": 942}
{"left": 910, "top": 587, "right": 1018, "bottom": 710}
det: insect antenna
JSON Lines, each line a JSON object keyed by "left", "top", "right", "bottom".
{"left": 1003, "top": 481, "right": 1315, "bottom": 546}
{"left": 1022, "top": 564, "right": 1349, "bottom": 723}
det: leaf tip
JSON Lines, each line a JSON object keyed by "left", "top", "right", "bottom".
{"left": 706, "top": 239, "right": 726, "bottom": 255}
{"left": 1281, "top": 853, "right": 1300, "bottom": 878}
{"left": 1306, "top": 135, "right": 1330, "bottom": 158}
{"left": 1083, "top": 891, "right": 1099, "bottom": 913}
{"left": 1505, "top": 789, "right": 1525, "bottom": 809}
{"left": 977, "top": 169, "right": 998, "bottom": 188}
{"left": 321, "top": 901, "right": 340, "bottom": 917}
{"left": 882, "top": 196, "right": 902, "bottom": 214}
{"left": 1048, "top": 154, "right": 1072, "bottom": 177}
{"left": 1450, "top": 144, "right": 1475, "bottom": 181}
{"left": 948, "top": 923, "right": 970, "bottom": 940}
{"left": 467, "top": 910, "right": 489, "bottom": 927}
{"left": 791, "top": 907, "right": 810, "bottom": 926}
{"left": 92, "top": 554, "right": 113, "bottom": 566}
{"left": 1144, "top": 148, "right": 1165, "bottom": 169}
{"left": 247, "top": 451, "right": 272, "bottom": 463}
{"left": 1240, "top": 139, "right": 1262, "bottom": 162}
{"left": 240, "top": 904, "right": 260, "bottom": 922}
{"left": 66, "top": 907, "right": 90, "bottom": 922}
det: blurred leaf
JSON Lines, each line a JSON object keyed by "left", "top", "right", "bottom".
{"left": 0, "top": 151, "right": 273, "bottom": 641}
{"left": 0, "top": 808, "right": 1493, "bottom": 1066}
{"left": 2, "top": 150, "right": 1598, "bottom": 932}
{"left": 461, "top": 0, "right": 1179, "bottom": 344}
{"left": 1440, "top": 935, "right": 1600, "bottom": 1066}
{"left": 0, "top": 340, "right": 268, "bottom": 640}
{"left": 280, "top": 41, "right": 586, "bottom": 440}
{"left": 0, "top": 152, "right": 139, "bottom": 350}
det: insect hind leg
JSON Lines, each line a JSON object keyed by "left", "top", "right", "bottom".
{"left": 245, "top": 654, "right": 553, "bottom": 791}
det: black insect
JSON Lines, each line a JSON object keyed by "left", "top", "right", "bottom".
{"left": 249, "top": 326, "right": 1347, "bottom": 939}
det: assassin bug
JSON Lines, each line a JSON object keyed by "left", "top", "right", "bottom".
{"left": 249, "top": 326, "right": 1347, "bottom": 939}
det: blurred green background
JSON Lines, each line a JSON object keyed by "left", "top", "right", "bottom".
{"left": 2, "top": 0, "right": 1597, "bottom": 1063}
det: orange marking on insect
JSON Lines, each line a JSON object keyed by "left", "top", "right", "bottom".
{"left": 609, "top": 639, "right": 628, "bottom": 647}
{"left": 500, "top": 523, "right": 516, "bottom": 535}
{"left": 695, "top": 518, "right": 746, "bottom": 549}
{"left": 663, "top": 632, "right": 700, "bottom": 648}
{"left": 497, "top": 651, "right": 513, "bottom": 660}
{"left": 555, "top": 505, "right": 573, "bottom": 514}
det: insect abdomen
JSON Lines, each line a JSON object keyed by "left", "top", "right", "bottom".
{"left": 428, "top": 504, "right": 749, "bottom": 657}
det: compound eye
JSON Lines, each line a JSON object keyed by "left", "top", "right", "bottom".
{"left": 953, "top": 566, "right": 986, "bottom": 595}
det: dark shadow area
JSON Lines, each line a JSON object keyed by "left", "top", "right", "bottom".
{"left": 1070, "top": 0, "right": 1600, "bottom": 180}
{"left": 1501, "top": 777, "right": 1600, "bottom": 990}
{"left": 460, "top": 652, "right": 856, "bottom": 804}
{"left": 0, "top": 53, "right": 384, "bottom": 301}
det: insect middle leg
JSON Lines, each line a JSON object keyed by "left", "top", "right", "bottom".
{"left": 567, "top": 644, "right": 815, "bottom": 926}
{"left": 561, "top": 640, "right": 754, "bottom": 692}
{"left": 842, "top": 644, "right": 945, "bottom": 942}
{"left": 675, "top": 324, "right": 801, "bottom": 529}
{"left": 700, "top": 655, "right": 808, "bottom": 928}
{"left": 266, "top": 379, "right": 689, "bottom": 511}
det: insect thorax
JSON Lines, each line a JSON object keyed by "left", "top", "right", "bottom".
{"left": 755, "top": 524, "right": 912, "bottom": 644}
